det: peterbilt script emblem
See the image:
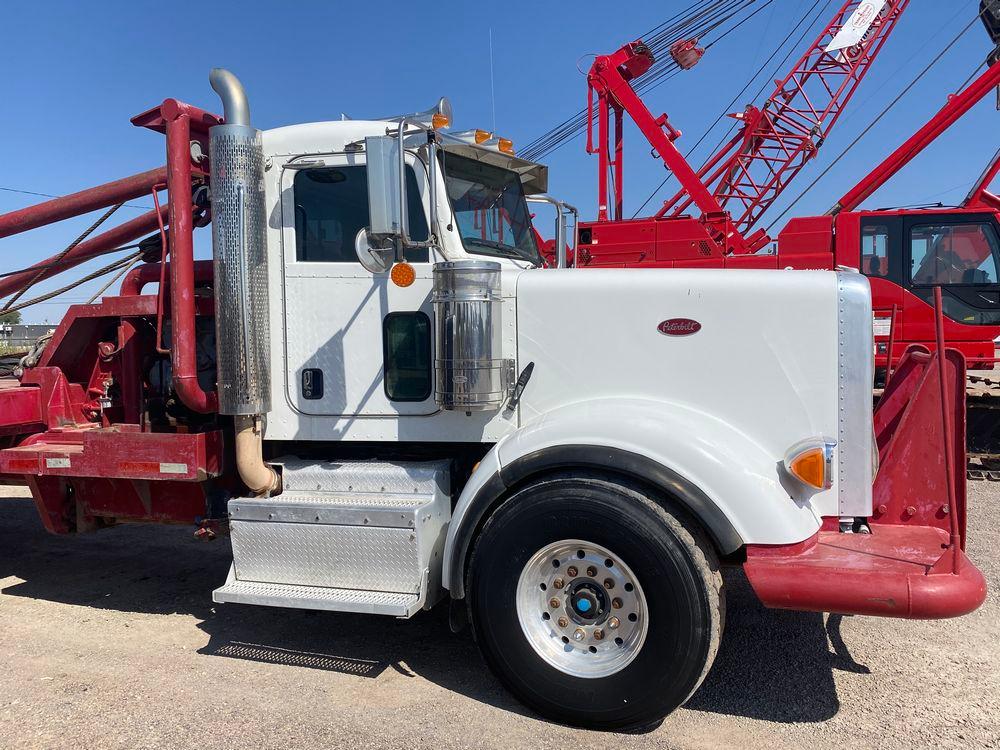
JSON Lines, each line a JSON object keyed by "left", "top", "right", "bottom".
{"left": 657, "top": 318, "right": 702, "bottom": 336}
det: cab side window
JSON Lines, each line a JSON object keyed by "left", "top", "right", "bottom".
{"left": 294, "top": 165, "right": 429, "bottom": 263}
{"left": 861, "top": 223, "right": 890, "bottom": 278}
{"left": 909, "top": 222, "right": 1000, "bottom": 285}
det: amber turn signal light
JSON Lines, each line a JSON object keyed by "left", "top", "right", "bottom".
{"left": 432, "top": 112, "right": 451, "bottom": 130}
{"left": 783, "top": 440, "right": 835, "bottom": 491}
{"left": 390, "top": 262, "right": 416, "bottom": 288}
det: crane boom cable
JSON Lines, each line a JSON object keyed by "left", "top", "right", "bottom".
{"left": 1, "top": 202, "right": 124, "bottom": 311}
{"left": 631, "top": 0, "right": 828, "bottom": 218}
{"left": 521, "top": 0, "right": 769, "bottom": 162}
{"left": 0, "top": 250, "right": 142, "bottom": 316}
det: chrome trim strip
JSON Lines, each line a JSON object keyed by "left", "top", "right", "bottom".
{"left": 836, "top": 272, "right": 875, "bottom": 517}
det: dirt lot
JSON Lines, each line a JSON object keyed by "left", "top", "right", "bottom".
{"left": 0, "top": 483, "right": 997, "bottom": 750}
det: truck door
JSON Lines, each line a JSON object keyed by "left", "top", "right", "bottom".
{"left": 902, "top": 213, "right": 1000, "bottom": 328}
{"left": 279, "top": 152, "right": 440, "bottom": 418}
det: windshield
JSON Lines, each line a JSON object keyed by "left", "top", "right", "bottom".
{"left": 440, "top": 151, "right": 541, "bottom": 265}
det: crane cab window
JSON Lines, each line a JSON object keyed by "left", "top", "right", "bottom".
{"left": 293, "top": 165, "right": 429, "bottom": 263}
{"left": 909, "top": 222, "right": 1000, "bottom": 286}
{"left": 861, "top": 224, "right": 890, "bottom": 278}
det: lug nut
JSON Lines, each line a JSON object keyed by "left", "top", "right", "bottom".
{"left": 603, "top": 578, "right": 615, "bottom": 590}
{"left": 608, "top": 616, "right": 620, "bottom": 629}
{"left": 586, "top": 566, "right": 597, "bottom": 577}
{"left": 593, "top": 629, "right": 605, "bottom": 641}
{"left": 566, "top": 566, "right": 578, "bottom": 578}
{"left": 549, "top": 598, "right": 561, "bottom": 609}
{"left": 612, "top": 597, "right": 624, "bottom": 609}
{"left": 557, "top": 616, "right": 569, "bottom": 628}
{"left": 553, "top": 578, "right": 565, "bottom": 590}
{"left": 573, "top": 628, "right": 586, "bottom": 642}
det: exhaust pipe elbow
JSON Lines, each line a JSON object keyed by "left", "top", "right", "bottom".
{"left": 209, "top": 68, "right": 251, "bottom": 127}
{"left": 234, "top": 415, "right": 280, "bottom": 496}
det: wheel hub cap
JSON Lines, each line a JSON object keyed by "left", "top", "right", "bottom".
{"left": 515, "top": 539, "right": 648, "bottom": 679}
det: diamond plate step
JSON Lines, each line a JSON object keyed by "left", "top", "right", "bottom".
{"left": 217, "top": 459, "right": 451, "bottom": 619}
{"left": 213, "top": 566, "right": 421, "bottom": 617}
{"left": 275, "top": 457, "right": 449, "bottom": 495}
{"left": 229, "top": 492, "right": 433, "bottom": 529}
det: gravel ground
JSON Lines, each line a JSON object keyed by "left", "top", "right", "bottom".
{"left": 0, "top": 483, "right": 997, "bottom": 750}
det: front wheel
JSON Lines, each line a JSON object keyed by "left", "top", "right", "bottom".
{"left": 467, "top": 473, "right": 724, "bottom": 731}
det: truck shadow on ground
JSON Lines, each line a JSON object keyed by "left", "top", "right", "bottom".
{"left": 0, "top": 497, "right": 861, "bottom": 726}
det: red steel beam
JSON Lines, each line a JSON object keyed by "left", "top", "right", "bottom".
{"left": 0, "top": 167, "right": 167, "bottom": 240}
{"left": 0, "top": 205, "right": 169, "bottom": 299}
{"left": 834, "top": 59, "right": 1000, "bottom": 214}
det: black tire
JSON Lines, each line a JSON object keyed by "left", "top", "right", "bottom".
{"left": 467, "top": 472, "right": 724, "bottom": 731}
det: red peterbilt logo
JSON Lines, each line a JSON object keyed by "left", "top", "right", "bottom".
{"left": 657, "top": 318, "right": 702, "bottom": 336}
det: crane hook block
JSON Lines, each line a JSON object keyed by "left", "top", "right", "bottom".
{"left": 670, "top": 38, "right": 705, "bottom": 70}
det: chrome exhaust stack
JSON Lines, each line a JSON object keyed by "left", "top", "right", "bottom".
{"left": 208, "top": 68, "right": 277, "bottom": 495}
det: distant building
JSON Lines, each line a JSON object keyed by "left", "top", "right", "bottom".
{"left": 0, "top": 324, "right": 56, "bottom": 351}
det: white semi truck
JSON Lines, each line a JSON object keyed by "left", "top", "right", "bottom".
{"left": 0, "top": 70, "right": 985, "bottom": 731}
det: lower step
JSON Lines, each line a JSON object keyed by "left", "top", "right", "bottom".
{"left": 213, "top": 568, "right": 421, "bottom": 617}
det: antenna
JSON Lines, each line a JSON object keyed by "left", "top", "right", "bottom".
{"left": 489, "top": 27, "right": 497, "bottom": 132}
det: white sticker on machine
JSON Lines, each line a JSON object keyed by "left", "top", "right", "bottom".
{"left": 45, "top": 457, "right": 71, "bottom": 469}
{"left": 873, "top": 316, "right": 892, "bottom": 337}
{"left": 159, "top": 463, "right": 188, "bottom": 475}
{"left": 826, "top": 1, "right": 887, "bottom": 53}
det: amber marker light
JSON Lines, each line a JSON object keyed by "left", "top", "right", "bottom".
{"left": 497, "top": 137, "right": 515, "bottom": 154}
{"left": 390, "top": 262, "right": 416, "bottom": 288}
{"left": 432, "top": 112, "right": 451, "bottom": 130}
{"left": 783, "top": 439, "right": 835, "bottom": 491}
{"left": 474, "top": 129, "right": 492, "bottom": 143}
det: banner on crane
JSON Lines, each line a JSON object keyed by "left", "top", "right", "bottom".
{"left": 825, "top": 0, "right": 887, "bottom": 52}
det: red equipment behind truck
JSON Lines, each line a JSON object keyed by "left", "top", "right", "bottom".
{"left": 565, "top": 1, "right": 1000, "bottom": 376}
{"left": 529, "top": 1, "right": 1000, "bottom": 469}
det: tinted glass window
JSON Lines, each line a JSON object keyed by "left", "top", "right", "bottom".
{"left": 910, "top": 222, "right": 1000, "bottom": 285}
{"left": 383, "top": 312, "right": 432, "bottom": 402}
{"left": 294, "top": 165, "right": 429, "bottom": 262}
{"left": 440, "top": 151, "right": 541, "bottom": 265}
{"left": 861, "top": 224, "right": 889, "bottom": 278}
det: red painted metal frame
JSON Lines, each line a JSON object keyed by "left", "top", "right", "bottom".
{"left": 586, "top": 42, "right": 740, "bottom": 251}
{"left": 0, "top": 95, "right": 228, "bottom": 533}
{"left": 133, "top": 99, "right": 222, "bottom": 414}
{"left": 0, "top": 425, "right": 223, "bottom": 483}
{"left": 662, "top": 0, "right": 908, "bottom": 238}
{"left": 0, "top": 167, "right": 167, "bottom": 240}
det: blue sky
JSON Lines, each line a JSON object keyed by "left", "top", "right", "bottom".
{"left": 1, "top": 0, "right": 997, "bottom": 322}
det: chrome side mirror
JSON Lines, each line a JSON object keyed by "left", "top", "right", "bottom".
{"left": 355, "top": 228, "right": 391, "bottom": 273}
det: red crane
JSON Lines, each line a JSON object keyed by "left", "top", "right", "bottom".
{"left": 586, "top": 0, "right": 909, "bottom": 252}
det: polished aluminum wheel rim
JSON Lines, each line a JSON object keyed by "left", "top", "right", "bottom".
{"left": 515, "top": 539, "right": 648, "bottom": 679}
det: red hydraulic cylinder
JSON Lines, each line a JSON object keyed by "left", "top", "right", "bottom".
{"left": 0, "top": 167, "right": 167, "bottom": 240}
